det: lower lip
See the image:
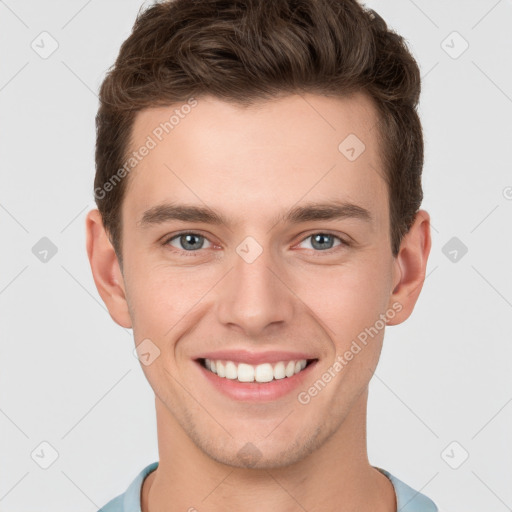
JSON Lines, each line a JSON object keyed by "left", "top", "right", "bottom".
{"left": 195, "top": 360, "right": 317, "bottom": 402}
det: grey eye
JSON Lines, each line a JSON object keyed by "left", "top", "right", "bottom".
{"left": 300, "top": 233, "right": 342, "bottom": 251}
{"left": 167, "top": 233, "right": 212, "bottom": 251}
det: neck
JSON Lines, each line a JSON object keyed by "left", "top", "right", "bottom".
{"left": 142, "top": 388, "right": 396, "bottom": 512}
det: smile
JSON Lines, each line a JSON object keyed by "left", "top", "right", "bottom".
{"left": 194, "top": 350, "right": 319, "bottom": 401}
{"left": 200, "top": 358, "right": 312, "bottom": 383}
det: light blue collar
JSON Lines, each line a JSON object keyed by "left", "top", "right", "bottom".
{"left": 107, "top": 462, "right": 437, "bottom": 512}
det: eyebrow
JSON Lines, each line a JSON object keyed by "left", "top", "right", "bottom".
{"left": 138, "top": 200, "right": 373, "bottom": 229}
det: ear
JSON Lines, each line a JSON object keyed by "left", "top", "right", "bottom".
{"left": 386, "top": 209, "right": 431, "bottom": 326}
{"left": 85, "top": 209, "right": 132, "bottom": 328}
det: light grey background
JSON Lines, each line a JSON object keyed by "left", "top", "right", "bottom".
{"left": 1, "top": 1, "right": 511, "bottom": 511}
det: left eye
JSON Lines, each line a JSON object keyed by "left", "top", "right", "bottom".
{"left": 297, "top": 233, "right": 344, "bottom": 251}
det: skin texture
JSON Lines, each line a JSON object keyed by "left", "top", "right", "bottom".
{"left": 86, "top": 92, "right": 431, "bottom": 512}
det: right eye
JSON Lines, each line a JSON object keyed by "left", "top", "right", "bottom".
{"left": 163, "top": 232, "right": 214, "bottom": 253}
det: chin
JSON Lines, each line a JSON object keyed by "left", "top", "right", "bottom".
{"left": 192, "top": 423, "right": 328, "bottom": 470}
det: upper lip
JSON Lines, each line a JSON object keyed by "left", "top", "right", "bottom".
{"left": 195, "top": 349, "right": 317, "bottom": 365}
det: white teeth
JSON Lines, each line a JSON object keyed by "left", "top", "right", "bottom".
{"left": 203, "top": 358, "right": 309, "bottom": 382}
{"left": 285, "top": 361, "right": 295, "bottom": 377}
{"left": 225, "top": 361, "right": 237, "bottom": 379}
{"left": 255, "top": 363, "right": 274, "bottom": 383}
{"left": 237, "top": 363, "right": 255, "bottom": 382}
{"left": 273, "top": 361, "right": 286, "bottom": 380}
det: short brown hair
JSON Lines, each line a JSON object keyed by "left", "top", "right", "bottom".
{"left": 94, "top": 0, "right": 423, "bottom": 266}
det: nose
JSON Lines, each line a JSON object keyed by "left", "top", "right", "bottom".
{"left": 215, "top": 243, "right": 295, "bottom": 337}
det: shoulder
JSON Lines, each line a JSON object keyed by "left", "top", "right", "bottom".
{"left": 375, "top": 467, "right": 438, "bottom": 512}
{"left": 97, "top": 462, "right": 159, "bottom": 512}
{"left": 99, "top": 493, "right": 124, "bottom": 512}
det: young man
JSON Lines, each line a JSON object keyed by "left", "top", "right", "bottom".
{"left": 86, "top": 0, "right": 437, "bottom": 510}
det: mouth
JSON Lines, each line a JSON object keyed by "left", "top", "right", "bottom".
{"left": 198, "top": 357, "right": 316, "bottom": 383}
{"left": 194, "top": 354, "right": 319, "bottom": 402}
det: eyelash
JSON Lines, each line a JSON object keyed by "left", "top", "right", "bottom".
{"left": 161, "top": 231, "right": 350, "bottom": 256}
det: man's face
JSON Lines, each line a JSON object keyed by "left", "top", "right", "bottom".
{"left": 118, "top": 92, "right": 399, "bottom": 468}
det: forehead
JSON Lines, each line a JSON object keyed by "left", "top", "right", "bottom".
{"left": 122, "top": 92, "right": 388, "bottom": 230}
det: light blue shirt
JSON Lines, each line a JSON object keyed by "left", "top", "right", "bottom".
{"left": 99, "top": 462, "right": 438, "bottom": 512}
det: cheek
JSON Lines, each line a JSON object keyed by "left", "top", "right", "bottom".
{"left": 125, "top": 263, "right": 215, "bottom": 341}
{"left": 293, "top": 256, "right": 393, "bottom": 345}
{"left": 125, "top": 270, "right": 206, "bottom": 396}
